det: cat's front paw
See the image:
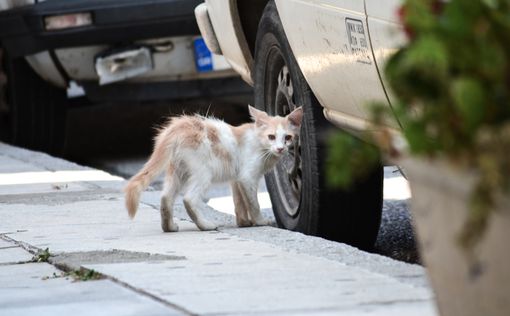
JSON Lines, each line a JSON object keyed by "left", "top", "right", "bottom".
{"left": 251, "top": 217, "right": 271, "bottom": 227}
{"left": 236, "top": 217, "right": 253, "bottom": 227}
{"left": 162, "top": 221, "right": 179, "bottom": 232}
{"left": 196, "top": 219, "right": 218, "bottom": 231}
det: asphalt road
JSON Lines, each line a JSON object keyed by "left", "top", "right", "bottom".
{"left": 64, "top": 98, "right": 420, "bottom": 264}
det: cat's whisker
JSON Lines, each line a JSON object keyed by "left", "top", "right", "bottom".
{"left": 260, "top": 150, "right": 273, "bottom": 164}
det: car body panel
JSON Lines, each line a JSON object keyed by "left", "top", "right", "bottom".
{"left": 204, "top": 0, "right": 253, "bottom": 85}
{"left": 275, "top": 0, "right": 390, "bottom": 126}
{"left": 366, "top": 0, "right": 406, "bottom": 116}
{"left": 366, "top": 0, "right": 402, "bottom": 23}
{"left": 0, "top": 0, "right": 241, "bottom": 96}
{"left": 25, "top": 51, "right": 67, "bottom": 88}
{"left": 0, "top": 0, "right": 252, "bottom": 156}
{"left": 199, "top": 0, "right": 404, "bottom": 130}
{"left": 52, "top": 36, "right": 235, "bottom": 84}
{"left": 0, "top": 0, "right": 34, "bottom": 10}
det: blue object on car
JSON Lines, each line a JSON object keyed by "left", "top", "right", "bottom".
{"left": 194, "top": 37, "right": 213, "bottom": 72}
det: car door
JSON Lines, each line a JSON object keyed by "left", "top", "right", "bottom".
{"left": 275, "top": 0, "right": 395, "bottom": 129}
{"left": 365, "top": 0, "right": 406, "bottom": 113}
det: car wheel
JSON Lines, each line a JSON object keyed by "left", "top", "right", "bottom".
{"left": 1, "top": 54, "right": 67, "bottom": 155}
{"left": 254, "top": 1, "right": 383, "bottom": 250}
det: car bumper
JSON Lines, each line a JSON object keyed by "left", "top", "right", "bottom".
{"left": 0, "top": 0, "right": 202, "bottom": 58}
{"left": 194, "top": 3, "right": 222, "bottom": 55}
{"left": 80, "top": 76, "right": 252, "bottom": 102}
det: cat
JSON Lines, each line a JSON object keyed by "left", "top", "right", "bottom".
{"left": 124, "top": 105, "right": 303, "bottom": 232}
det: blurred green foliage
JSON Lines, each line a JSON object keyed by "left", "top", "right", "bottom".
{"left": 326, "top": 132, "right": 380, "bottom": 189}
{"left": 327, "top": 0, "right": 510, "bottom": 250}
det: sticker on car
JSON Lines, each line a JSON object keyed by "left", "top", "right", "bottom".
{"left": 194, "top": 37, "right": 213, "bottom": 72}
{"left": 345, "top": 18, "right": 371, "bottom": 65}
{"left": 193, "top": 37, "right": 231, "bottom": 73}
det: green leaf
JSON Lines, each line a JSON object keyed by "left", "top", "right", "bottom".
{"left": 451, "top": 77, "right": 486, "bottom": 131}
{"left": 404, "top": 0, "right": 437, "bottom": 33}
{"left": 326, "top": 132, "right": 380, "bottom": 189}
{"left": 478, "top": 41, "right": 506, "bottom": 79}
{"left": 32, "top": 248, "right": 51, "bottom": 263}
{"left": 406, "top": 36, "right": 449, "bottom": 78}
{"left": 403, "top": 121, "right": 432, "bottom": 153}
{"left": 481, "top": 0, "right": 498, "bottom": 9}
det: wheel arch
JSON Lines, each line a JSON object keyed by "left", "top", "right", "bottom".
{"left": 235, "top": 0, "right": 269, "bottom": 58}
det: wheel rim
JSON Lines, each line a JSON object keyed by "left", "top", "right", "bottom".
{"left": 265, "top": 47, "right": 302, "bottom": 217}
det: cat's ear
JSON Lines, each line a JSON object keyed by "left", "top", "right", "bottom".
{"left": 248, "top": 105, "right": 269, "bottom": 127}
{"left": 287, "top": 106, "right": 303, "bottom": 130}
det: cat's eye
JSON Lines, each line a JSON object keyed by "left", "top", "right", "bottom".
{"left": 268, "top": 134, "right": 276, "bottom": 141}
{"left": 285, "top": 135, "right": 293, "bottom": 141}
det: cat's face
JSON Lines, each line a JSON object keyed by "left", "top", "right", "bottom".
{"left": 249, "top": 106, "right": 303, "bottom": 156}
{"left": 260, "top": 119, "right": 297, "bottom": 156}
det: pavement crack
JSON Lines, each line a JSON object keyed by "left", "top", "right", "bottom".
{"left": 0, "top": 234, "right": 40, "bottom": 254}
{"left": 1, "top": 234, "right": 193, "bottom": 314}
{"left": 103, "top": 275, "right": 197, "bottom": 316}
{"left": 359, "top": 298, "right": 432, "bottom": 306}
{"left": 0, "top": 245, "right": 19, "bottom": 250}
{"left": 0, "top": 189, "right": 122, "bottom": 205}
{"left": 0, "top": 260, "right": 36, "bottom": 266}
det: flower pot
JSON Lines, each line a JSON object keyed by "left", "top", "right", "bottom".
{"left": 401, "top": 157, "right": 510, "bottom": 316}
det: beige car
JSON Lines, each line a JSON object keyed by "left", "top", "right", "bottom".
{"left": 196, "top": 0, "right": 405, "bottom": 250}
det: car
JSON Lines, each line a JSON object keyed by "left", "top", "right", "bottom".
{"left": 195, "top": 0, "right": 405, "bottom": 250}
{"left": 0, "top": 0, "right": 251, "bottom": 155}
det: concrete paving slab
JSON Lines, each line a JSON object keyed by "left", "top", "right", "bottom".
{"left": 0, "top": 155, "right": 47, "bottom": 173}
{"left": 0, "top": 262, "right": 184, "bottom": 316}
{"left": 0, "top": 182, "right": 90, "bottom": 195}
{"left": 247, "top": 302, "right": 436, "bottom": 316}
{"left": 0, "top": 246, "right": 33, "bottom": 264}
{"left": 0, "top": 142, "right": 437, "bottom": 315}
{"left": 0, "top": 262, "right": 71, "bottom": 289}
{"left": 0, "top": 190, "right": 122, "bottom": 206}
{"left": 0, "top": 239, "right": 15, "bottom": 248}
{"left": 139, "top": 192, "right": 427, "bottom": 287}
{"left": 0, "top": 198, "right": 436, "bottom": 315}
{"left": 0, "top": 152, "right": 92, "bottom": 194}
{"left": 140, "top": 191, "right": 276, "bottom": 231}
{"left": 88, "top": 259, "right": 432, "bottom": 315}
{"left": 0, "top": 143, "right": 125, "bottom": 194}
{"left": 0, "top": 143, "right": 90, "bottom": 172}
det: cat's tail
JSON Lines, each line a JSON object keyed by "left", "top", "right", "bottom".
{"left": 124, "top": 140, "right": 169, "bottom": 219}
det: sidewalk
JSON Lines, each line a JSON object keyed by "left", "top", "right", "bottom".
{"left": 0, "top": 142, "right": 437, "bottom": 315}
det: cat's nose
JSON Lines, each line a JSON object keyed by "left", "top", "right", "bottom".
{"left": 276, "top": 147, "right": 285, "bottom": 153}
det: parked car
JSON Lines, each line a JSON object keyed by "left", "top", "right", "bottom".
{"left": 196, "top": 0, "right": 404, "bottom": 249}
{"left": 0, "top": 0, "right": 250, "bottom": 155}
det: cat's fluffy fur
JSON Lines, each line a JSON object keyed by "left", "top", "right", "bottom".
{"left": 124, "top": 105, "right": 303, "bottom": 232}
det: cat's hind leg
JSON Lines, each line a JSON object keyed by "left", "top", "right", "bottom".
{"left": 160, "top": 166, "right": 180, "bottom": 232}
{"left": 231, "top": 182, "right": 252, "bottom": 227}
{"left": 182, "top": 176, "right": 217, "bottom": 231}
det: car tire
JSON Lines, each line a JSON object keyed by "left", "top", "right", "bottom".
{"left": 254, "top": 1, "right": 383, "bottom": 250}
{"left": 2, "top": 54, "right": 67, "bottom": 155}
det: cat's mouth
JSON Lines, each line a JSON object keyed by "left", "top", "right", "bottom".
{"left": 272, "top": 150, "right": 287, "bottom": 157}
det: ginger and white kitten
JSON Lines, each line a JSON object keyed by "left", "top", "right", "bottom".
{"left": 124, "top": 105, "right": 303, "bottom": 232}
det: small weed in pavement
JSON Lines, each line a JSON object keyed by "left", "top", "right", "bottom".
{"left": 67, "top": 268, "right": 103, "bottom": 281}
{"left": 42, "top": 272, "right": 62, "bottom": 280}
{"left": 32, "top": 248, "right": 51, "bottom": 262}
{"left": 42, "top": 268, "right": 103, "bottom": 282}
